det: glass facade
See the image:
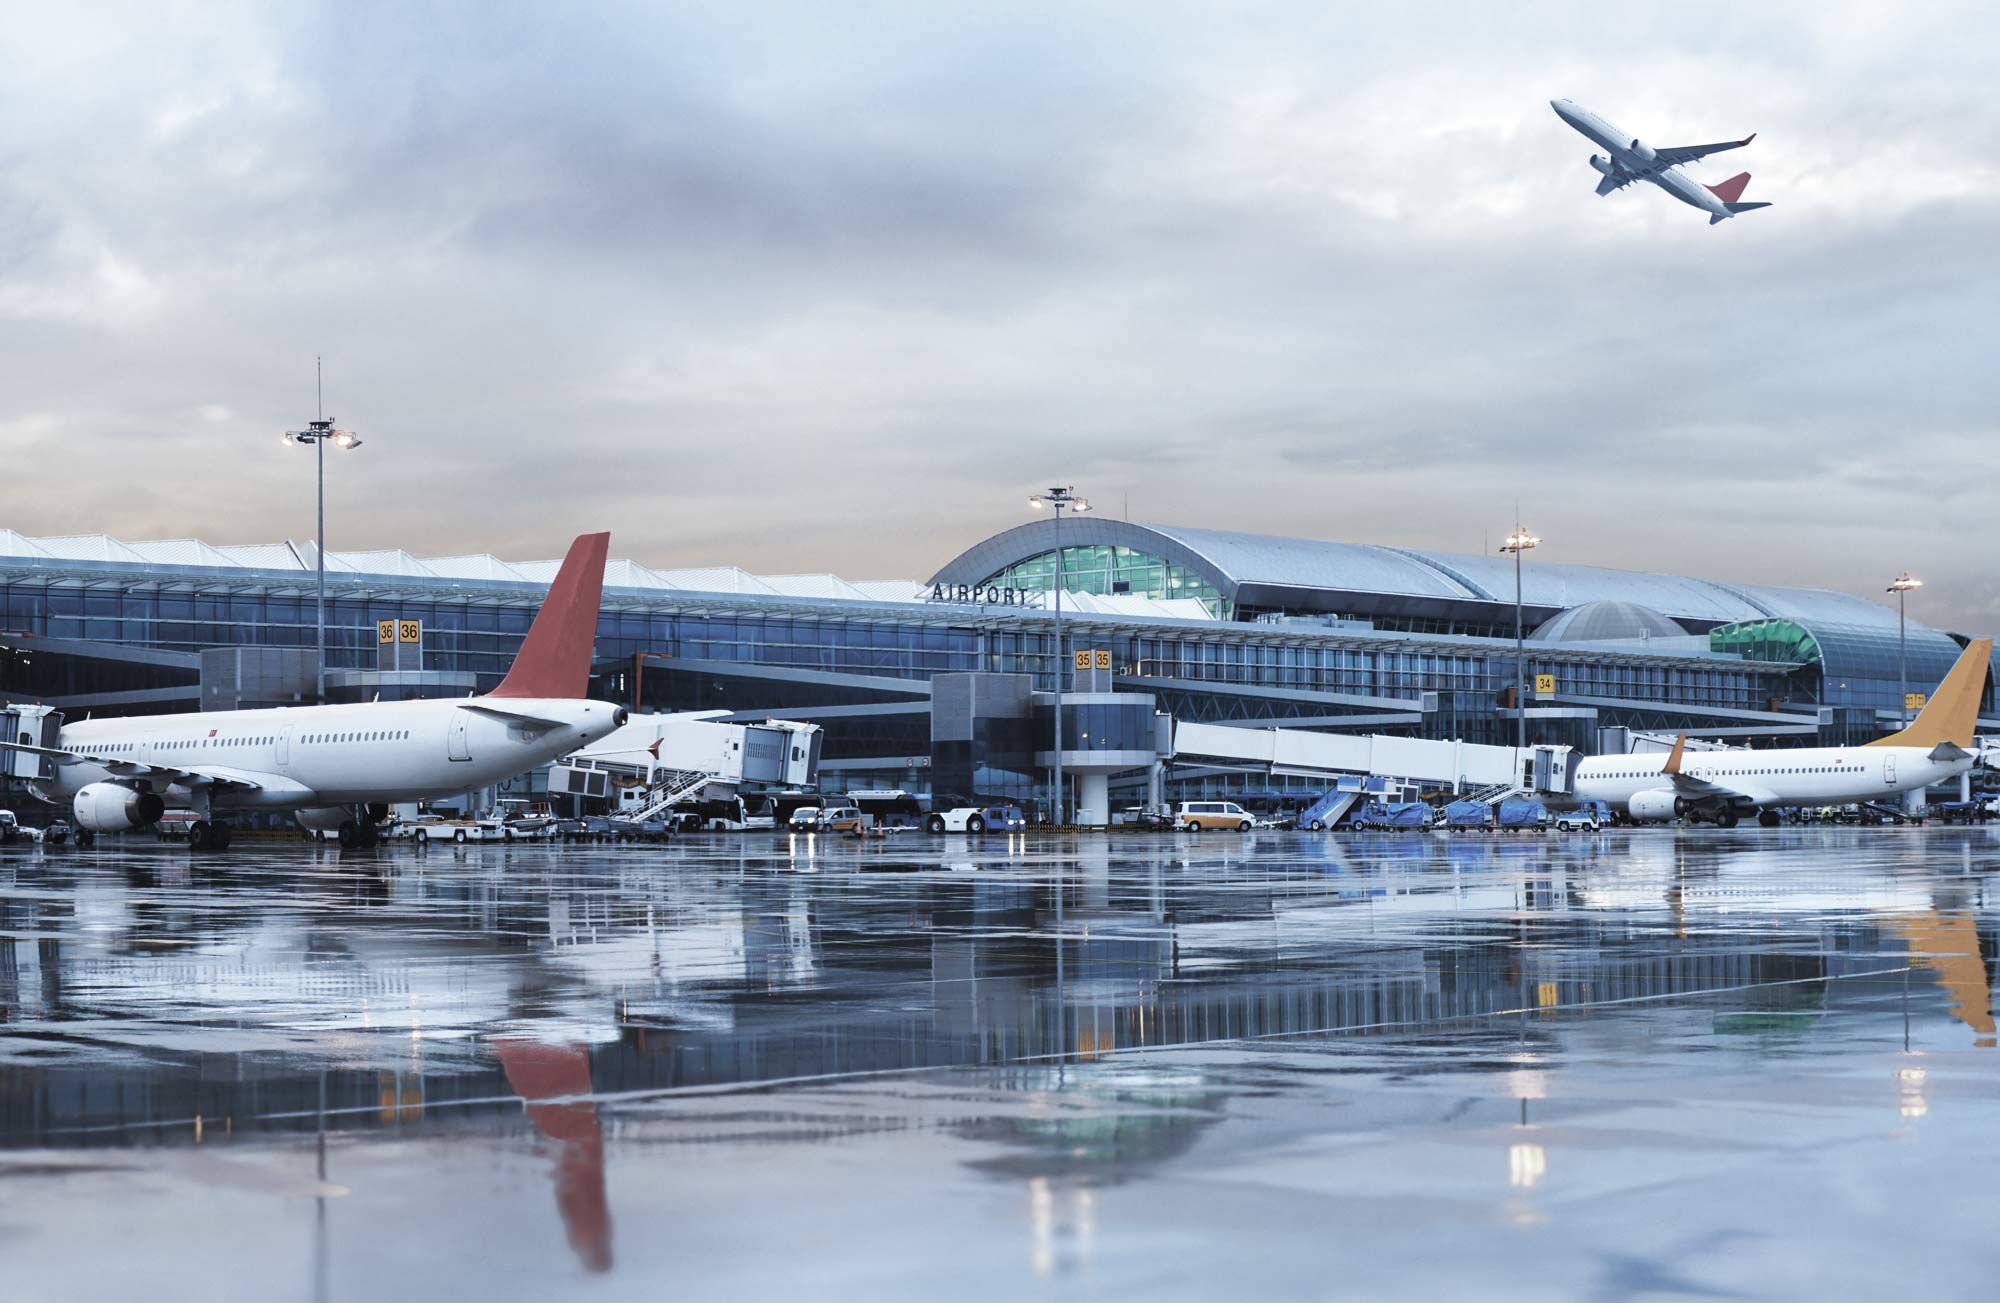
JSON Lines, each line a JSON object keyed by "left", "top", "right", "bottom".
{"left": 986, "top": 546, "right": 1228, "bottom": 617}
{"left": 1710, "top": 619, "right": 1973, "bottom": 714}
{"left": 2, "top": 553, "right": 1956, "bottom": 789}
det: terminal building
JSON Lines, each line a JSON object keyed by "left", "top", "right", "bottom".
{"left": 2, "top": 521, "right": 1994, "bottom": 819}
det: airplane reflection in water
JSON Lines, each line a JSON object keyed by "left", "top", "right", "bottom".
{"left": 4, "top": 833, "right": 2000, "bottom": 1277}
{"left": 6, "top": 836, "right": 1995, "bottom": 1112}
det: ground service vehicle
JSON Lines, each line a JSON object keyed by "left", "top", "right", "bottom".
{"left": 818, "top": 806, "right": 867, "bottom": 834}
{"left": 1176, "top": 801, "right": 1254, "bottom": 832}
{"left": 926, "top": 805, "right": 1027, "bottom": 834}
{"left": 788, "top": 806, "right": 823, "bottom": 830}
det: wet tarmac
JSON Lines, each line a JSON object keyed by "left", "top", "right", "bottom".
{"left": 4, "top": 827, "right": 1999, "bottom": 1300}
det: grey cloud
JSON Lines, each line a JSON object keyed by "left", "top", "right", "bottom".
{"left": 0, "top": 2, "right": 1996, "bottom": 631}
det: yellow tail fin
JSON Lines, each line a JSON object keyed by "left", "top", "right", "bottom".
{"left": 1867, "top": 637, "right": 1992, "bottom": 750}
{"left": 1662, "top": 731, "right": 1687, "bottom": 773}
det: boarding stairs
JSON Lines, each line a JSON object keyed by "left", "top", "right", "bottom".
{"left": 616, "top": 768, "right": 713, "bottom": 824}
{"left": 1298, "top": 790, "right": 1362, "bottom": 831}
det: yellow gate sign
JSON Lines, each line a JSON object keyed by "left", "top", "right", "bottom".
{"left": 399, "top": 619, "right": 421, "bottom": 643}
{"left": 1074, "top": 650, "right": 1091, "bottom": 670}
{"left": 1534, "top": 673, "right": 1556, "bottom": 698}
{"left": 1094, "top": 649, "right": 1112, "bottom": 670}
{"left": 378, "top": 619, "right": 395, "bottom": 644}
{"left": 1905, "top": 692, "right": 1927, "bottom": 711}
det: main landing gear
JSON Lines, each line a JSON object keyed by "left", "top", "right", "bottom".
{"left": 336, "top": 818, "right": 381, "bottom": 850}
{"left": 1758, "top": 810, "right": 1783, "bottom": 828}
{"left": 187, "top": 820, "right": 234, "bottom": 852}
{"left": 1713, "top": 812, "right": 1738, "bottom": 829}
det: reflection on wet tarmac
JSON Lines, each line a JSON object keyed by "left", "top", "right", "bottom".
{"left": 2, "top": 828, "right": 1997, "bottom": 1298}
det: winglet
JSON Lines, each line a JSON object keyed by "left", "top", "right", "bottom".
{"left": 489, "top": 532, "right": 610, "bottom": 699}
{"left": 1741, "top": 132, "right": 1756, "bottom": 146}
{"left": 1868, "top": 637, "right": 1993, "bottom": 750}
{"left": 1704, "top": 172, "right": 1752, "bottom": 204}
{"left": 1663, "top": 732, "right": 1687, "bottom": 774}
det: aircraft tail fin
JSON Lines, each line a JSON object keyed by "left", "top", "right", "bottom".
{"left": 489, "top": 532, "right": 610, "bottom": 700}
{"left": 1704, "top": 172, "right": 1753, "bottom": 204}
{"left": 1867, "top": 637, "right": 1993, "bottom": 751}
{"left": 1662, "top": 732, "right": 1688, "bottom": 774}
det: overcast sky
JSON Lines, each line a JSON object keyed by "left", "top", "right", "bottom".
{"left": 2, "top": 1, "right": 1995, "bottom": 630}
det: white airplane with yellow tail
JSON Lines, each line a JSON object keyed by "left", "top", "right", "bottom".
{"left": 1573, "top": 638, "right": 1993, "bottom": 827}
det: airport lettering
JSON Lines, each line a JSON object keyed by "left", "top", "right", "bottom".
{"left": 928, "top": 583, "right": 1038, "bottom": 607}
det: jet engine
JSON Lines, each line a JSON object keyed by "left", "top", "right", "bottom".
{"left": 73, "top": 783, "right": 166, "bottom": 832}
{"left": 1627, "top": 138, "right": 1656, "bottom": 163}
{"left": 1627, "top": 789, "right": 1681, "bottom": 822}
{"left": 295, "top": 806, "right": 352, "bottom": 833}
{"left": 1588, "top": 154, "right": 1616, "bottom": 176}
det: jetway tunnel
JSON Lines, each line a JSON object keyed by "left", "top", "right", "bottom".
{"left": 1169, "top": 720, "right": 1574, "bottom": 797}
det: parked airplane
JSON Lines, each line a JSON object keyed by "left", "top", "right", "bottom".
{"left": 6, "top": 532, "right": 626, "bottom": 850}
{"left": 1574, "top": 638, "right": 1993, "bottom": 826}
{"left": 1550, "top": 98, "right": 1770, "bottom": 224}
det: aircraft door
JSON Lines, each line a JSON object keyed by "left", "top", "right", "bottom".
{"left": 1883, "top": 755, "right": 1896, "bottom": 785}
{"left": 448, "top": 709, "right": 471, "bottom": 762}
{"left": 276, "top": 726, "right": 291, "bottom": 767}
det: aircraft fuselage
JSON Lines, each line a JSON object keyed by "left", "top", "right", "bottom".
{"left": 1550, "top": 99, "right": 1733, "bottom": 220}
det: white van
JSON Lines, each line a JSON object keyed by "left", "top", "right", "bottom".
{"left": 1175, "top": 800, "right": 1254, "bottom": 832}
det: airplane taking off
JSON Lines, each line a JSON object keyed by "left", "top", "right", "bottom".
{"left": 5, "top": 532, "right": 627, "bottom": 850}
{"left": 1571, "top": 637, "right": 1993, "bottom": 826}
{"left": 1550, "top": 98, "right": 1770, "bottom": 224}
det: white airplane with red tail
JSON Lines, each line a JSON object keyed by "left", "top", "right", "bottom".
{"left": 6, "top": 532, "right": 627, "bottom": 849}
{"left": 1551, "top": 98, "right": 1771, "bottom": 224}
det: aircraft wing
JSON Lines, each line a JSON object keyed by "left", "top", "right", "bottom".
{"left": 1595, "top": 172, "right": 1632, "bottom": 196}
{"left": 0, "top": 741, "right": 267, "bottom": 792}
{"left": 1664, "top": 770, "right": 1774, "bottom": 809}
{"left": 1653, "top": 134, "right": 1755, "bottom": 167}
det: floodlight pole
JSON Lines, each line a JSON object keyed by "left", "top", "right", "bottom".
{"left": 316, "top": 417, "right": 325, "bottom": 704}
{"left": 1500, "top": 525, "right": 1540, "bottom": 757}
{"left": 283, "top": 360, "right": 363, "bottom": 705}
{"left": 1887, "top": 572, "right": 1922, "bottom": 729}
{"left": 1030, "top": 487, "right": 1090, "bottom": 824}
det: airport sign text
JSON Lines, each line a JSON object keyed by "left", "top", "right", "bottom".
{"left": 928, "top": 584, "right": 1042, "bottom": 608}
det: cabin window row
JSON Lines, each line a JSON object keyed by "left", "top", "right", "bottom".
{"left": 1607, "top": 764, "right": 1860, "bottom": 777}
{"left": 303, "top": 731, "right": 412, "bottom": 743}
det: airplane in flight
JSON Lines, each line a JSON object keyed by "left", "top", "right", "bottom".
{"left": 1550, "top": 98, "right": 1771, "bottom": 225}
{"left": 1572, "top": 637, "right": 1993, "bottom": 826}
{"left": 6, "top": 532, "right": 627, "bottom": 850}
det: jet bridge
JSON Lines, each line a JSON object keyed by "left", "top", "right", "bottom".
{"left": 546, "top": 712, "right": 822, "bottom": 813}
{"left": 1170, "top": 720, "right": 1573, "bottom": 795}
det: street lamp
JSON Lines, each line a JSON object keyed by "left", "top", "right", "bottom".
{"left": 282, "top": 416, "right": 364, "bottom": 704}
{"left": 1029, "top": 486, "right": 1090, "bottom": 824}
{"left": 1887, "top": 571, "right": 1923, "bottom": 729}
{"left": 1499, "top": 526, "right": 1540, "bottom": 754}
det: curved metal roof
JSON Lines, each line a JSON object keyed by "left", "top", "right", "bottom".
{"left": 928, "top": 520, "right": 1918, "bottom": 632}
{"left": 1530, "top": 600, "right": 1685, "bottom": 644}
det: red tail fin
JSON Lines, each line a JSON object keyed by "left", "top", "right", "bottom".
{"left": 490, "top": 532, "right": 609, "bottom": 699}
{"left": 1705, "top": 172, "right": 1751, "bottom": 204}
